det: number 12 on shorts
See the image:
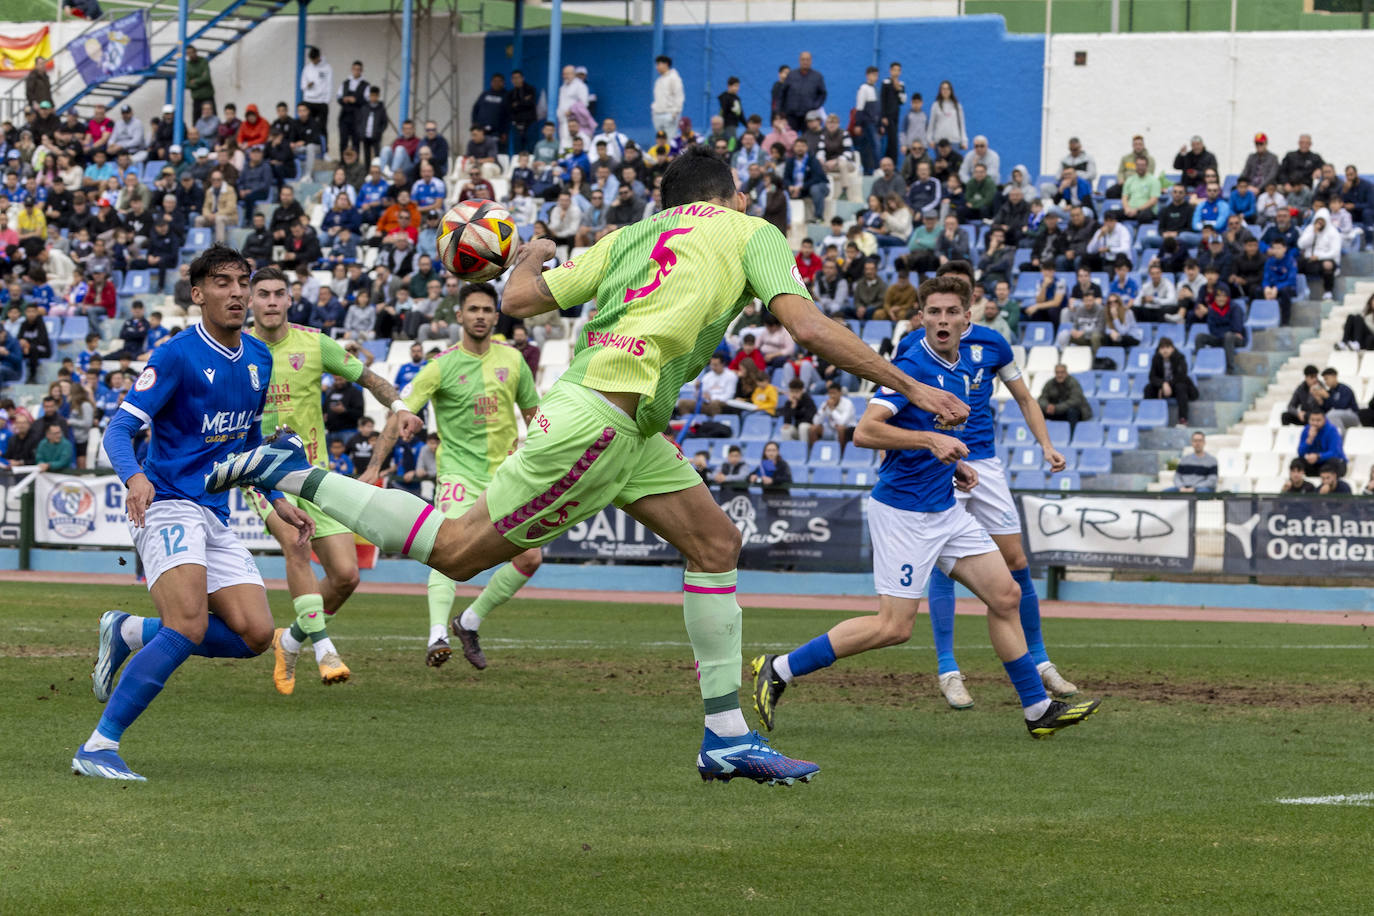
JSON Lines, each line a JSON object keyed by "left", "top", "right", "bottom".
{"left": 160, "top": 524, "right": 187, "bottom": 556}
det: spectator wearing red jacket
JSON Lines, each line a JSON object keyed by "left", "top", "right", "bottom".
{"left": 728, "top": 334, "right": 767, "bottom": 373}
{"left": 794, "top": 238, "right": 822, "bottom": 288}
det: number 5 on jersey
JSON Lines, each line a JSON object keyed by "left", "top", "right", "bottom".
{"left": 624, "top": 227, "right": 694, "bottom": 303}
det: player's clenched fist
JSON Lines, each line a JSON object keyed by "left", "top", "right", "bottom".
{"left": 927, "top": 433, "right": 968, "bottom": 465}
{"left": 910, "top": 383, "right": 970, "bottom": 427}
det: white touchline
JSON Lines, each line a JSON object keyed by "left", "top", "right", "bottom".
{"left": 1276, "top": 793, "right": 1374, "bottom": 806}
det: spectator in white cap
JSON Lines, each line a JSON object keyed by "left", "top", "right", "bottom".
{"left": 107, "top": 103, "right": 148, "bottom": 161}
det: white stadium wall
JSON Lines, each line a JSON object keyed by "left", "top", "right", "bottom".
{"left": 1042, "top": 30, "right": 1374, "bottom": 179}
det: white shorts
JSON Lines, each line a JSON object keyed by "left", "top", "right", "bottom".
{"left": 132, "top": 500, "right": 265, "bottom": 592}
{"left": 869, "top": 498, "right": 997, "bottom": 599}
{"left": 954, "top": 457, "right": 1022, "bottom": 536}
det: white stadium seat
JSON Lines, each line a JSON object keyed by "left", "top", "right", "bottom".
{"left": 1239, "top": 426, "right": 1273, "bottom": 455}
{"left": 1246, "top": 452, "right": 1282, "bottom": 479}
{"left": 1024, "top": 345, "right": 1058, "bottom": 375}
{"left": 1216, "top": 449, "right": 1247, "bottom": 478}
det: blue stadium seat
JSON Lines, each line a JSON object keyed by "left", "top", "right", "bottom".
{"left": 1103, "top": 425, "right": 1139, "bottom": 450}
{"left": 809, "top": 441, "right": 843, "bottom": 466}
{"left": 1014, "top": 271, "right": 1042, "bottom": 298}
{"left": 845, "top": 319, "right": 862, "bottom": 337}
{"left": 1099, "top": 400, "right": 1133, "bottom": 425}
{"left": 1095, "top": 345, "right": 1126, "bottom": 371}
{"left": 141, "top": 159, "right": 167, "bottom": 182}
{"left": 680, "top": 437, "right": 714, "bottom": 457}
{"left": 1070, "top": 420, "right": 1104, "bottom": 448}
{"left": 1125, "top": 345, "right": 1153, "bottom": 375}
{"left": 518, "top": 223, "right": 534, "bottom": 242}
{"left": 1246, "top": 298, "right": 1280, "bottom": 330}
{"left": 1000, "top": 419, "right": 1032, "bottom": 446}
{"left": 848, "top": 468, "right": 877, "bottom": 488}
{"left": 1095, "top": 175, "right": 1114, "bottom": 194}
{"left": 1076, "top": 447, "right": 1112, "bottom": 474}
{"left": 715, "top": 415, "right": 742, "bottom": 437}
{"left": 1053, "top": 471, "right": 1082, "bottom": 490}
{"left": 770, "top": 367, "right": 787, "bottom": 387}
{"left": 740, "top": 413, "right": 775, "bottom": 441}
{"left": 1012, "top": 470, "right": 1047, "bottom": 489}
{"left": 809, "top": 466, "right": 844, "bottom": 487}
{"left": 1057, "top": 449, "right": 1078, "bottom": 471}
{"left": 777, "top": 440, "right": 808, "bottom": 465}
{"left": 861, "top": 320, "right": 894, "bottom": 343}
{"left": 1020, "top": 323, "right": 1055, "bottom": 347}
{"left": 363, "top": 338, "right": 391, "bottom": 363}
{"left": 57, "top": 314, "right": 89, "bottom": 344}
{"left": 1096, "top": 372, "right": 1130, "bottom": 399}
{"left": 120, "top": 270, "right": 152, "bottom": 296}
{"left": 1046, "top": 420, "right": 1071, "bottom": 448}
{"left": 741, "top": 441, "right": 765, "bottom": 463}
{"left": 1185, "top": 323, "right": 1209, "bottom": 351}
{"left": 1192, "top": 347, "right": 1226, "bottom": 378}
{"left": 1135, "top": 399, "right": 1168, "bottom": 428}
{"left": 840, "top": 446, "right": 878, "bottom": 468}
{"left": 1135, "top": 323, "right": 1159, "bottom": 349}
{"left": 1010, "top": 447, "right": 1044, "bottom": 470}
{"left": 183, "top": 227, "right": 213, "bottom": 252}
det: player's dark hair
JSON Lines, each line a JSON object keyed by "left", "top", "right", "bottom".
{"left": 656, "top": 55, "right": 673, "bottom": 66}
{"left": 250, "top": 264, "right": 288, "bottom": 289}
{"left": 459, "top": 282, "right": 499, "bottom": 308}
{"left": 189, "top": 243, "right": 250, "bottom": 288}
{"left": 661, "top": 147, "right": 737, "bottom": 209}
{"left": 916, "top": 274, "right": 972, "bottom": 311}
{"left": 935, "top": 259, "right": 975, "bottom": 283}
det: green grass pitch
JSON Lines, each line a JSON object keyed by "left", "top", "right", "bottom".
{"left": 2, "top": 581, "right": 1371, "bottom": 913}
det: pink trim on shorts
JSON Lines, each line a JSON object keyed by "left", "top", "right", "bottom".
{"left": 403, "top": 504, "right": 436, "bottom": 555}
{"left": 683, "top": 584, "right": 736, "bottom": 594}
{"left": 492, "top": 427, "right": 617, "bottom": 536}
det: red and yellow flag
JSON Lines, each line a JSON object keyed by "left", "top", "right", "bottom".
{"left": 0, "top": 26, "right": 55, "bottom": 79}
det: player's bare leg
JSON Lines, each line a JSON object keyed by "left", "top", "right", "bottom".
{"left": 991, "top": 531, "right": 1076, "bottom": 697}
{"left": 275, "top": 524, "right": 356, "bottom": 687}
{"left": 621, "top": 484, "right": 818, "bottom": 785}
{"left": 949, "top": 551, "right": 1099, "bottom": 736}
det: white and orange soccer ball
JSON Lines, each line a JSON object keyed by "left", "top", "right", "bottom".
{"left": 435, "top": 199, "right": 519, "bottom": 282}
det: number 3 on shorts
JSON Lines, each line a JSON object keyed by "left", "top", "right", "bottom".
{"left": 159, "top": 524, "right": 187, "bottom": 556}
{"left": 899, "top": 563, "right": 913, "bottom": 587}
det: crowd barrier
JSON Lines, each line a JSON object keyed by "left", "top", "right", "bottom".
{"left": 4, "top": 471, "right": 1368, "bottom": 582}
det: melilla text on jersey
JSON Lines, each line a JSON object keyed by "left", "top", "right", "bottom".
{"left": 200, "top": 409, "right": 257, "bottom": 444}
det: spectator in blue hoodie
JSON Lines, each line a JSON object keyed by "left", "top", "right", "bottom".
{"left": 1261, "top": 237, "right": 1298, "bottom": 325}
{"left": 1194, "top": 284, "right": 1246, "bottom": 374}
{"left": 1228, "top": 176, "right": 1257, "bottom": 224}
{"left": 1298, "top": 410, "right": 1345, "bottom": 477}
{"left": 1191, "top": 182, "right": 1232, "bottom": 232}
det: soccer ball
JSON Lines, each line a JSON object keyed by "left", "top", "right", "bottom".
{"left": 436, "top": 199, "right": 519, "bottom": 282}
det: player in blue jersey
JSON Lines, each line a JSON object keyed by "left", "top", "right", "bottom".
{"left": 752, "top": 275, "right": 1100, "bottom": 738}
{"left": 74, "top": 245, "right": 314, "bottom": 781}
{"left": 904, "top": 260, "right": 1079, "bottom": 709}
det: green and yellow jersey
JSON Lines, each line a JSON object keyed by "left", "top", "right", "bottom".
{"left": 542, "top": 203, "right": 811, "bottom": 437}
{"left": 402, "top": 342, "right": 538, "bottom": 486}
{"left": 252, "top": 324, "right": 366, "bottom": 467}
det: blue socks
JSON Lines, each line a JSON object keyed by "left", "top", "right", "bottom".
{"left": 786, "top": 634, "right": 837, "bottom": 678}
{"left": 191, "top": 615, "right": 258, "bottom": 658}
{"left": 927, "top": 569, "right": 959, "bottom": 674}
{"left": 96, "top": 628, "right": 195, "bottom": 742}
{"left": 1002, "top": 652, "right": 1049, "bottom": 708}
{"left": 140, "top": 617, "right": 160, "bottom": 646}
{"left": 1012, "top": 566, "right": 1049, "bottom": 666}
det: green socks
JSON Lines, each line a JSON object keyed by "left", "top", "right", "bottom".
{"left": 427, "top": 568, "right": 456, "bottom": 630}
{"left": 298, "top": 469, "right": 442, "bottom": 563}
{"left": 467, "top": 563, "right": 533, "bottom": 622}
{"left": 288, "top": 593, "right": 328, "bottom": 645}
{"left": 683, "top": 570, "right": 743, "bottom": 713}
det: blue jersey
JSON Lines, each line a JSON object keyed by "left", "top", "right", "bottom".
{"left": 870, "top": 336, "right": 971, "bottom": 513}
{"left": 114, "top": 323, "right": 274, "bottom": 522}
{"left": 897, "top": 324, "right": 1019, "bottom": 461}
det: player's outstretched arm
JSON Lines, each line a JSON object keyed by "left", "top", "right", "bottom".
{"left": 852, "top": 402, "right": 968, "bottom": 463}
{"left": 359, "top": 413, "right": 401, "bottom": 485}
{"left": 769, "top": 294, "right": 968, "bottom": 426}
{"left": 357, "top": 368, "right": 423, "bottom": 439}
{"left": 501, "top": 238, "right": 560, "bottom": 318}
{"left": 1004, "top": 376, "right": 1066, "bottom": 472}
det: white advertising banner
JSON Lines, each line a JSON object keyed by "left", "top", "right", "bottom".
{"left": 33, "top": 473, "right": 279, "bottom": 549}
{"left": 1018, "top": 495, "right": 1195, "bottom": 571}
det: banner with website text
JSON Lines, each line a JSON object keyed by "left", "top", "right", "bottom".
{"left": 1223, "top": 496, "right": 1374, "bottom": 578}
{"left": 1018, "top": 494, "right": 1195, "bottom": 571}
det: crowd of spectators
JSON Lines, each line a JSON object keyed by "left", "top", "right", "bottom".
{"left": 4, "top": 42, "right": 1374, "bottom": 494}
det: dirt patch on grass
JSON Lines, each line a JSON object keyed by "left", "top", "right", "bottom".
{"left": 0, "top": 644, "right": 85, "bottom": 658}
{"left": 1085, "top": 678, "right": 1374, "bottom": 709}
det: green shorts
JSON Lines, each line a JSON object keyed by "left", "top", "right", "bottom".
{"left": 486, "top": 382, "right": 703, "bottom": 550}
{"left": 244, "top": 487, "right": 351, "bottom": 541}
{"left": 435, "top": 473, "right": 487, "bottom": 519}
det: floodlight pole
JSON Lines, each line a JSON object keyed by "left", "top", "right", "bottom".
{"left": 547, "top": 0, "right": 563, "bottom": 121}
{"left": 173, "top": 0, "right": 187, "bottom": 146}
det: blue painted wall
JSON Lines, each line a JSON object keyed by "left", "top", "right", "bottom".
{"left": 484, "top": 15, "right": 1045, "bottom": 176}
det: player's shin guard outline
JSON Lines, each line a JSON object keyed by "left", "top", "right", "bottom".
{"left": 683, "top": 570, "right": 742, "bottom": 710}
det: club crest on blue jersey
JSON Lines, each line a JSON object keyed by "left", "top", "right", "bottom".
{"left": 970, "top": 344, "right": 984, "bottom": 363}
{"left": 248, "top": 363, "right": 261, "bottom": 390}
